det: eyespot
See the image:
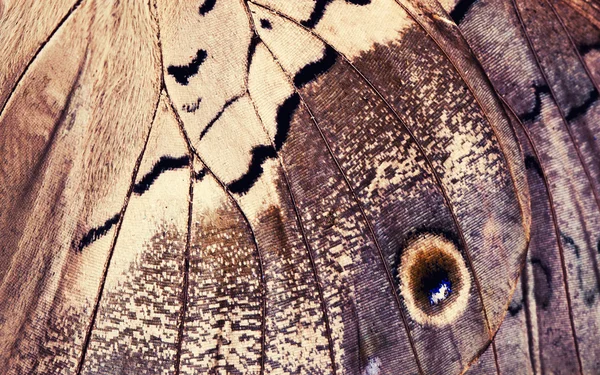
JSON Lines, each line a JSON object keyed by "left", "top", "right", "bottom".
{"left": 398, "top": 233, "right": 471, "bottom": 327}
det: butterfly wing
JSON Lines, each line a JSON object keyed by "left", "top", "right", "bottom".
{"left": 0, "top": 0, "right": 161, "bottom": 371}
{"left": 0, "top": 0, "right": 532, "bottom": 374}
{"left": 442, "top": 0, "right": 600, "bottom": 373}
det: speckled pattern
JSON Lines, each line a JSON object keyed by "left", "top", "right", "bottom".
{"left": 7, "top": 0, "right": 590, "bottom": 374}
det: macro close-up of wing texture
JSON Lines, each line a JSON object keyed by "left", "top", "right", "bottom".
{"left": 0, "top": 0, "right": 598, "bottom": 374}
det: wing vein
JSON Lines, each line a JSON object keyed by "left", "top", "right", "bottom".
{"left": 153, "top": 2, "right": 267, "bottom": 371}
{"left": 238, "top": 6, "right": 338, "bottom": 372}
{"left": 249, "top": 26, "right": 426, "bottom": 373}
{"left": 511, "top": 0, "right": 600, "bottom": 302}
{"left": 250, "top": 0, "right": 494, "bottom": 346}
{"left": 510, "top": 0, "right": 600, "bottom": 214}
{"left": 544, "top": 0, "right": 600, "bottom": 91}
{"left": 498, "top": 95, "right": 583, "bottom": 374}
{"left": 244, "top": 85, "right": 338, "bottom": 375}
{"left": 0, "top": 0, "right": 84, "bottom": 119}
{"left": 173, "top": 155, "right": 194, "bottom": 375}
{"left": 74, "top": 86, "right": 161, "bottom": 375}
{"left": 163, "top": 90, "right": 268, "bottom": 375}
{"left": 391, "top": 0, "right": 529, "bottom": 237}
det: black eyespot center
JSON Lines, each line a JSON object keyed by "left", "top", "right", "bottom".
{"left": 408, "top": 246, "right": 461, "bottom": 314}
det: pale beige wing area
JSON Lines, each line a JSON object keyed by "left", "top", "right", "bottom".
{"left": 0, "top": 0, "right": 161, "bottom": 372}
{"left": 0, "top": 0, "right": 530, "bottom": 374}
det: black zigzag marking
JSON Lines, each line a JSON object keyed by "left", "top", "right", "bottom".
{"left": 565, "top": 89, "right": 599, "bottom": 122}
{"left": 228, "top": 93, "right": 301, "bottom": 194}
{"left": 75, "top": 213, "right": 121, "bottom": 252}
{"left": 293, "top": 46, "right": 337, "bottom": 89}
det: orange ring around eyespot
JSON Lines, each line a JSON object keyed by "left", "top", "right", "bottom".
{"left": 398, "top": 233, "right": 472, "bottom": 327}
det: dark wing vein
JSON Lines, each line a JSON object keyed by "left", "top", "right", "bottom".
{"left": 173, "top": 135, "right": 194, "bottom": 375}
{"left": 240, "top": 11, "right": 337, "bottom": 369}
{"left": 391, "top": 0, "right": 528, "bottom": 232}
{"left": 510, "top": 0, "right": 600, "bottom": 249}
{"left": 545, "top": 0, "right": 600, "bottom": 91}
{"left": 74, "top": 87, "right": 161, "bottom": 375}
{"left": 0, "top": 0, "right": 84, "bottom": 118}
{"left": 248, "top": 1, "right": 506, "bottom": 371}
{"left": 244, "top": 83, "right": 338, "bottom": 375}
{"left": 252, "top": 27, "right": 426, "bottom": 374}
{"left": 498, "top": 96, "right": 583, "bottom": 374}
{"left": 510, "top": 0, "right": 600, "bottom": 212}
{"left": 162, "top": 86, "right": 268, "bottom": 375}
{"left": 392, "top": 1, "right": 532, "bottom": 352}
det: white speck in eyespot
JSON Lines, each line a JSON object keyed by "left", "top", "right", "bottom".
{"left": 429, "top": 279, "right": 452, "bottom": 305}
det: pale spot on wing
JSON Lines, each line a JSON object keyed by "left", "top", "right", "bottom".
{"left": 366, "top": 156, "right": 421, "bottom": 201}
{"left": 314, "top": 0, "right": 411, "bottom": 57}
{"left": 192, "top": 174, "right": 228, "bottom": 218}
{"left": 362, "top": 356, "right": 382, "bottom": 375}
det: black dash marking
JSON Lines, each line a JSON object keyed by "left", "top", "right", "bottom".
{"left": 565, "top": 89, "right": 599, "bottom": 122}
{"left": 182, "top": 97, "right": 202, "bottom": 113}
{"left": 133, "top": 155, "right": 190, "bottom": 195}
{"left": 227, "top": 145, "right": 277, "bottom": 194}
{"left": 274, "top": 93, "right": 300, "bottom": 151}
{"left": 585, "top": 290, "right": 596, "bottom": 307}
{"left": 199, "top": 0, "right": 216, "bottom": 15}
{"left": 76, "top": 213, "right": 121, "bottom": 252}
{"left": 530, "top": 257, "right": 552, "bottom": 309}
{"left": 194, "top": 168, "right": 207, "bottom": 181}
{"left": 247, "top": 35, "right": 260, "bottom": 73}
{"left": 450, "top": 0, "right": 479, "bottom": 24}
{"left": 520, "top": 84, "right": 550, "bottom": 123}
{"left": 293, "top": 45, "right": 337, "bottom": 88}
{"left": 524, "top": 154, "right": 543, "bottom": 178}
{"left": 301, "top": 0, "right": 370, "bottom": 28}
{"left": 167, "top": 49, "right": 207, "bottom": 85}
{"left": 561, "top": 233, "right": 580, "bottom": 258}
{"left": 597, "top": 238, "right": 600, "bottom": 254}
{"left": 199, "top": 94, "right": 244, "bottom": 140}
{"left": 508, "top": 299, "right": 523, "bottom": 316}
{"left": 579, "top": 41, "right": 600, "bottom": 55}
{"left": 260, "top": 18, "right": 272, "bottom": 29}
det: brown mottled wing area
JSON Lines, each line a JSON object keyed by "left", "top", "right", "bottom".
{"left": 0, "top": 0, "right": 532, "bottom": 374}
{"left": 443, "top": 0, "right": 600, "bottom": 373}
